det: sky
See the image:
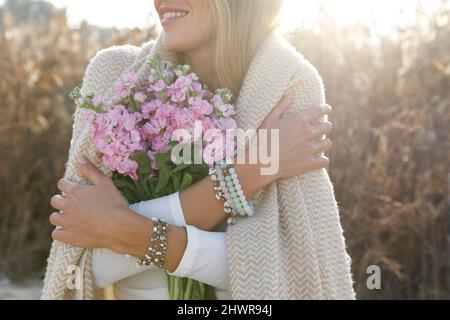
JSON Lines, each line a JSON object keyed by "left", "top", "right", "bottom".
{"left": 1, "top": 0, "right": 444, "bottom": 32}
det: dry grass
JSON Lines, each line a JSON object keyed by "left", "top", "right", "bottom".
{"left": 0, "top": 7, "right": 154, "bottom": 280}
{"left": 291, "top": 3, "right": 450, "bottom": 299}
{"left": 0, "top": 2, "right": 449, "bottom": 299}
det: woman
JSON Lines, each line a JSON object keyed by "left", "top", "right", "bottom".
{"left": 42, "top": 0, "right": 355, "bottom": 300}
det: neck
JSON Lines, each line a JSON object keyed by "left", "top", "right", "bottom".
{"left": 182, "top": 42, "right": 219, "bottom": 93}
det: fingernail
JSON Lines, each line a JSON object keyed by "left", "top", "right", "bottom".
{"left": 322, "top": 104, "right": 332, "bottom": 112}
{"left": 77, "top": 156, "right": 87, "bottom": 165}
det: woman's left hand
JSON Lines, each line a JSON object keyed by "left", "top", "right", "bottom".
{"left": 49, "top": 156, "right": 136, "bottom": 251}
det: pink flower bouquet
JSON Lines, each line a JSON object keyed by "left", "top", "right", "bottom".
{"left": 70, "top": 54, "right": 237, "bottom": 300}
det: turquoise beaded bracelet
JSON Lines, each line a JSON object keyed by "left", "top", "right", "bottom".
{"left": 218, "top": 160, "right": 254, "bottom": 217}
{"left": 209, "top": 166, "right": 237, "bottom": 225}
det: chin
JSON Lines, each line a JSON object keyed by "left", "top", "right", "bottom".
{"left": 160, "top": 18, "right": 213, "bottom": 53}
{"left": 162, "top": 32, "right": 189, "bottom": 52}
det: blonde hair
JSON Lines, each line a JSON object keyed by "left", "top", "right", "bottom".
{"left": 209, "top": 0, "right": 284, "bottom": 98}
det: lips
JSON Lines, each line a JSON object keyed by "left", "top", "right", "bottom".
{"left": 158, "top": 6, "right": 190, "bottom": 26}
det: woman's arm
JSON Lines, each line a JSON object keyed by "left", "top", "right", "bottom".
{"left": 92, "top": 227, "right": 230, "bottom": 290}
{"left": 49, "top": 90, "right": 332, "bottom": 272}
{"left": 181, "top": 90, "right": 332, "bottom": 231}
{"left": 92, "top": 193, "right": 230, "bottom": 289}
{"left": 51, "top": 172, "right": 230, "bottom": 289}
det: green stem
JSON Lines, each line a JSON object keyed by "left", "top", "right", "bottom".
{"left": 199, "top": 282, "right": 206, "bottom": 298}
{"left": 174, "top": 277, "right": 181, "bottom": 300}
{"left": 168, "top": 275, "right": 174, "bottom": 300}
{"left": 185, "top": 279, "right": 194, "bottom": 300}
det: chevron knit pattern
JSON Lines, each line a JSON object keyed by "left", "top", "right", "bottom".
{"left": 41, "top": 32, "right": 355, "bottom": 300}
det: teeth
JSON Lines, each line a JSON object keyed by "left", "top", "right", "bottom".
{"left": 162, "top": 11, "right": 187, "bottom": 21}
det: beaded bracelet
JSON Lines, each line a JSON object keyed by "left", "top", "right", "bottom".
{"left": 137, "top": 217, "right": 171, "bottom": 269}
{"left": 210, "top": 159, "right": 254, "bottom": 224}
{"left": 219, "top": 161, "right": 254, "bottom": 217}
{"left": 209, "top": 166, "right": 237, "bottom": 225}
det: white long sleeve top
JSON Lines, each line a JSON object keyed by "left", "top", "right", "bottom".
{"left": 91, "top": 193, "right": 232, "bottom": 300}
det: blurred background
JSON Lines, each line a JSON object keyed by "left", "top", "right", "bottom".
{"left": 0, "top": 0, "right": 449, "bottom": 300}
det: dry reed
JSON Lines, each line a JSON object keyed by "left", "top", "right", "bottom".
{"left": 0, "top": 1, "right": 448, "bottom": 299}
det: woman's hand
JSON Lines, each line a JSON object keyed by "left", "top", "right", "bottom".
{"left": 183, "top": 89, "right": 334, "bottom": 231}
{"left": 49, "top": 157, "right": 151, "bottom": 254}
{"left": 49, "top": 157, "right": 187, "bottom": 271}
{"left": 258, "top": 87, "right": 333, "bottom": 180}
{"left": 230, "top": 88, "right": 333, "bottom": 199}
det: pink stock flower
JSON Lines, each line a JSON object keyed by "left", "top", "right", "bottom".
{"left": 134, "top": 92, "right": 147, "bottom": 103}
{"left": 116, "top": 158, "right": 139, "bottom": 181}
{"left": 191, "top": 98, "right": 213, "bottom": 116}
{"left": 191, "top": 82, "right": 203, "bottom": 94}
{"left": 150, "top": 80, "right": 166, "bottom": 92}
{"left": 84, "top": 55, "right": 237, "bottom": 178}
{"left": 221, "top": 104, "right": 235, "bottom": 117}
{"left": 152, "top": 136, "right": 170, "bottom": 153}
{"left": 147, "top": 151, "right": 158, "bottom": 170}
{"left": 168, "top": 87, "right": 187, "bottom": 103}
{"left": 172, "top": 108, "right": 192, "bottom": 128}
{"left": 217, "top": 117, "right": 238, "bottom": 131}
{"left": 174, "top": 75, "right": 192, "bottom": 89}
{"left": 173, "top": 129, "right": 192, "bottom": 144}
{"left": 122, "top": 71, "right": 139, "bottom": 85}
{"left": 116, "top": 72, "right": 138, "bottom": 99}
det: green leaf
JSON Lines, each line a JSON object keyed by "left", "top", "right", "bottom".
{"left": 186, "top": 164, "right": 209, "bottom": 183}
{"left": 170, "top": 163, "right": 191, "bottom": 175}
{"left": 154, "top": 153, "right": 172, "bottom": 194}
{"left": 172, "top": 172, "right": 180, "bottom": 191}
{"left": 69, "top": 86, "right": 82, "bottom": 101}
{"left": 180, "top": 173, "right": 193, "bottom": 191}
{"left": 204, "top": 285, "right": 218, "bottom": 300}
{"left": 190, "top": 281, "right": 203, "bottom": 300}
{"left": 131, "top": 152, "right": 152, "bottom": 179}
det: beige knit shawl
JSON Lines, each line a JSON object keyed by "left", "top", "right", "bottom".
{"left": 41, "top": 32, "right": 355, "bottom": 300}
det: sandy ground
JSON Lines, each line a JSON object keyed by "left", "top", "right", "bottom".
{"left": 0, "top": 277, "right": 43, "bottom": 300}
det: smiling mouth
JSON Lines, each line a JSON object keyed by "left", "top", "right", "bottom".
{"left": 160, "top": 11, "right": 189, "bottom": 25}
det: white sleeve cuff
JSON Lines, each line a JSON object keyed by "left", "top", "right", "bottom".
{"left": 169, "top": 192, "right": 186, "bottom": 226}
{"left": 167, "top": 226, "right": 230, "bottom": 291}
{"left": 92, "top": 249, "right": 154, "bottom": 288}
{"left": 93, "top": 193, "right": 230, "bottom": 290}
{"left": 168, "top": 225, "right": 200, "bottom": 276}
{"left": 129, "top": 192, "right": 186, "bottom": 227}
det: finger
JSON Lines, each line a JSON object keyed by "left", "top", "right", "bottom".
{"left": 57, "top": 178, "right": 78, "bottom": 195}
{"left": 52, "top": 228, "right": 70, "bottom": 243}
{"left": 297, "top": 104, "right": 332, "bottom": 125}
{"left": 308, "top": 121, "right": 333, "bottom": 139}
{"left": 262, "top": 87, "right": 295, "bottom": 126}
{"left": 52, "top": 229, "right": 83, "bottom": 247}
{"left": 49, "top": 212, "right": 66, "bottom": 228}
{"left": 310, "top": 139, "right": 333, "bottom": 154}
{"left": 50, "top": 195, "right": 68, "bottom": 211}
{"left": 308, "top": 155, "right": 330, "bottom": 171}
{"left": 317, "top": 155, "right": 330, "bottom": 168}
{"left": 77, "top": 156, "right": 105, "bottom": 186}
